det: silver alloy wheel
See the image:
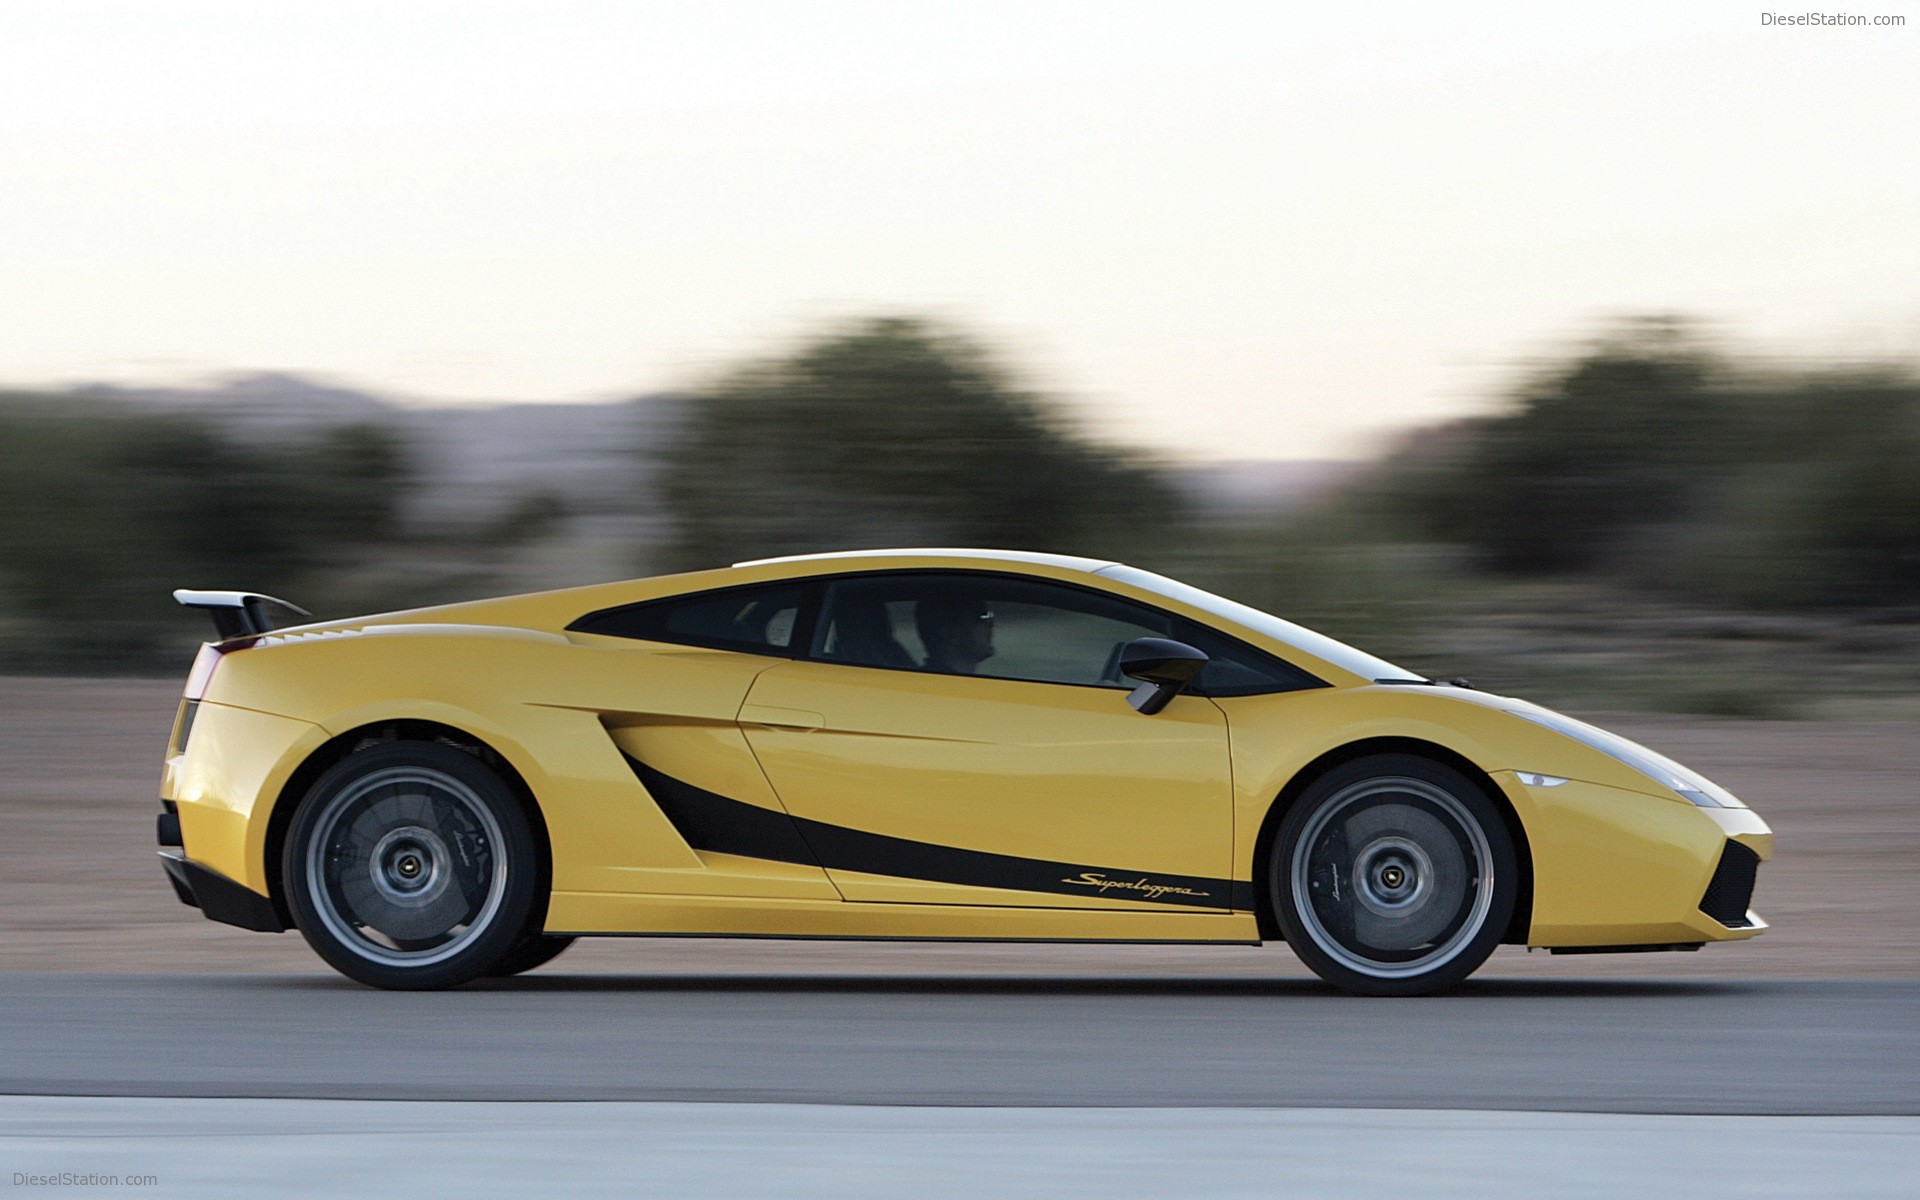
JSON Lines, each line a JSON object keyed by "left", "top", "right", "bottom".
{"left": 304, "top": 766, "right": 509, "bottom": 967}
{"left": 1289, "top": 776, "right": 1496, "bottom": 980}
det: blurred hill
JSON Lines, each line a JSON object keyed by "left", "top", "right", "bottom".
{"left": 75, "top": 374, "right": 693, "bottom": 604}
{"left": 4, "top": 316, "right": 1916, "bottom": 715}
{"left": 81, "top": 372, "right": 681, "bottom": 524}
{"left": 71, "top": 366, "right": 1360, "bottom": 602}
{"left": 84, "top": 371, "right": 1353, "bottom": 525}
{"left": 0, "top": 350, "right": 1359, "bottom": 671}
{"left": 1169, "top": 459, "right": 1363, "bottom": 517}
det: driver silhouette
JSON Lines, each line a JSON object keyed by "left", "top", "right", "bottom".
{"left": 915, "top": 593, "right": 996, "bottom": 675}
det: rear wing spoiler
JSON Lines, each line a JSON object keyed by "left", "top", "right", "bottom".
{"left": 173, "top": 590, "right": 312, "bottom": 640}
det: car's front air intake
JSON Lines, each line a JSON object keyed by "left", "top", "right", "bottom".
{"left": 1700, "top": 840, "right": 1760, "bottom": 928}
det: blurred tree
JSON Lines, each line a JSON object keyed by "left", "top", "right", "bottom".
{"left": 0, "top": 397, "right": 410, "bottom": 667}
{"left": 1390, "top": 321, "right": 1920, "bottom": 608}
{"left": 1159, "top": 504, "right": 1439, "bottom": 663}
{"left": 485, "top": 489, "right": 571, "bottom": 547}
{"left": 658, "top": 318, "right": 1183, "bottom": 571}
{"left": 1415, "top": 320, "right": 1726, "bottom": 573}
{"left": 1800, "top": 394, "right": 1920, "bottom": 604}
{"left": 287, "top": 422, "right": 411, "bottom": 546}
{"left": 1672, "top": 375, "right": 1920, "bottom": 607}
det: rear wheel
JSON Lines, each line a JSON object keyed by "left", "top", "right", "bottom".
{"left": 284, "top": 742, "right": 539, "bottom": 990}
{"left": 1271, "top": 754, "right": 1516, "bottom": 997}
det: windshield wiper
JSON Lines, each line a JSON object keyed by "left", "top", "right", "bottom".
{"left": 1375, "top": 677, "right": 1477, "bottom": 690}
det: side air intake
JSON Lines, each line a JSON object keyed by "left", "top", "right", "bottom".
{"left": 1699, "top": 840, "right": 1760, "bottom": 928}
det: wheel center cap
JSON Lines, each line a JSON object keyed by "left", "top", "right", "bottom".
{"left": 369, "top": 826, "right": 451, "bottom": 905}
{"left": 1353, "top": 835, "right": 1435, "bottom": 916}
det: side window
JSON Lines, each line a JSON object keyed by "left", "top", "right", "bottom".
{"left": 569, "top": 582, "right": 810, "bottom": 656}
{"left": 813, "top": 573, "right": 1176, "bottom": 688}
{"left": 1177, "top": 625, "right": 1323, "bottom": 697}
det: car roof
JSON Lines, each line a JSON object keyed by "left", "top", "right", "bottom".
{"left": 731, "top": 548, "right": 1118, "bottom": 573}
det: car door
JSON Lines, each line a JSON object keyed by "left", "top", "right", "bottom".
{"left": 738, "top": 571, "right": 1238, "bottom": 911}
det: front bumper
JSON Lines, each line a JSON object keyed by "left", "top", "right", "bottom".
{"left": 159, "top": 851, "right": 286, "bottom": 933}
{"left": 1497, "top": 772, "right": 1771, "bottom": 949}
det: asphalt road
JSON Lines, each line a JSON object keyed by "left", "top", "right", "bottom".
{"left": 7, "top": 1099, "right": 1917, "bottom": 1199}
{"left": 2, "top": 973, "right": 1914, "bottom": 1114}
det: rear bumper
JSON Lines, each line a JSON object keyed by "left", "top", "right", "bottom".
{"left": 159, "top": 852, "right": 286, "bottom": 933}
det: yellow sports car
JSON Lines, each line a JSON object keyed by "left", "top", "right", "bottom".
{"left": 158, "top": 549, "right": 1771, "bottom": 994}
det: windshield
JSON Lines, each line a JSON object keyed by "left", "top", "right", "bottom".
{"left": 1095, "top": 565, "right": 1424, "bottom": 684}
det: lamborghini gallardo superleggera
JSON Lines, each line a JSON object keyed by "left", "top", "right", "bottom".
{"left": 158, "top": 549, "right": 1771, "bottom": 994}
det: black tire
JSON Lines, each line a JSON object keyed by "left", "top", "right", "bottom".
{"left": 1270, "top": 754, "right": 1517, "bottom": 997}
{"left": 486, "top": 934, "right": 576, "bottom": 977}
{"left": 284, "top": 741, "right": 540, "bottom": 990}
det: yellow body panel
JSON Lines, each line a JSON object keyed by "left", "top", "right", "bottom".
{"left": 740, "top": 658, "right": 1233, "bottom": 908}
{"left": 160, "top": 550, "right": 1773, "bottom": 953}
{"left": 164, "top": 701, "right": 327, "bottom": 893}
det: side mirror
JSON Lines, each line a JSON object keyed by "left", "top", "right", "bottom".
{"left": 1119, "top": 637, "right": 1209, "bottom": 715}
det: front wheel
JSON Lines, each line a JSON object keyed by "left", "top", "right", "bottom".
{"left": 284, "top": 742, "right": 541, "bottom": 990}
{"left": 1271, "top": 755, "right": 1517, "bottom": 997}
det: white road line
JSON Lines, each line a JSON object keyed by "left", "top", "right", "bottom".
{"left": 2, "top": 1098, "right": 1916, "bottom": 1198}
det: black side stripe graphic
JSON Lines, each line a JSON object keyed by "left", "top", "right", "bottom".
{"left": 627, "top": 755, "right": 1255, "bottom": 911}
{"left": 629, "top": 757, "right": 820, "bottom": 867}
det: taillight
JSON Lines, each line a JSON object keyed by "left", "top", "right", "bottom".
{"left": 171, "top": 700, "right": 200, "bottom": 756}
{"left": 176, "top": 641, "right": 250, "bottom": 754}
{"left": 183, "top": 644, "right": 224, "bottom": 701}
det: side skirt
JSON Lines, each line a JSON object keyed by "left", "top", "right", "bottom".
{"left": 551, "top": 933, "right": 1265, "bottom": 946}
{"left": 1546, "top": 943, "right": 1705, "bottom": 955}
{"left": 545, "top": 890, "right": 1262, "bottom": 943}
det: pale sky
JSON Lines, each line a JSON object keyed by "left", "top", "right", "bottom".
{"left": 2, "top": 1, "right": 1915, "bottom": 460}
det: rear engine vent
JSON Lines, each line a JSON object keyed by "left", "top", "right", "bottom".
{"left": 1700, "top": 840, "right": 1760, "bottom": 928}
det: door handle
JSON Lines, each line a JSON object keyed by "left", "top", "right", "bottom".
{"left": 739, "top": 704, "right": 824, "bottom": 732}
